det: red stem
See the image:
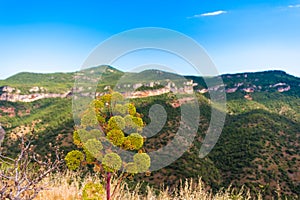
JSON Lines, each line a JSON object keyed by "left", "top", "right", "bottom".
{"left": 106, "top": 172, "right": 111, "bottom": 200}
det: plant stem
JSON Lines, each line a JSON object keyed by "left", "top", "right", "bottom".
{"left": 106, "top": 172, "right": 111, "bottom": 200}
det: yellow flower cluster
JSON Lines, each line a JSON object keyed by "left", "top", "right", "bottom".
{"left": 66, "top": 91, "right": 151, "bottom": 175}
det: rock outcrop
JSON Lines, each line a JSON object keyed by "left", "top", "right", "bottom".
{"left": 0, "top": 91, "right": 71, "bottom": 102}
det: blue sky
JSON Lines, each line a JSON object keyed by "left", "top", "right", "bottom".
{"left": 0, "top": 0, "right": 300, "bottom": 78}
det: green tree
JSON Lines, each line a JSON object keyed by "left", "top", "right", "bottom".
{"left": 65, "top": 91, "right": 151, "bottom": 200}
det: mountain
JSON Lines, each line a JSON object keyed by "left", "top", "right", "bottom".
{"left": 0, "top": 72, "right": 74, "bottom": 94}
{"left": 0, "top": 66, "right": 299, "bottom": 199}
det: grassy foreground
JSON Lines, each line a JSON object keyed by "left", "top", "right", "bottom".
{"left": 35, "top": 172, "right": 261, "bottom": 200}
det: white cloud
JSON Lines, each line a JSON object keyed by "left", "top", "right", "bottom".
{"left": 189, "top": 10, "right": 227, "bottom": 18}
{"left": 288, "top": 4, "right": 300, "bottom": 8}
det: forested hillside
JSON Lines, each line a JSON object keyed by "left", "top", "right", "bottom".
{"left": 0, "top": 66, "right": 299, "bottom": 198}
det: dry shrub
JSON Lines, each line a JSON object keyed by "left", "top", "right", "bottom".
{"left": 36, "top": 172, "right": 262, "bottom": 200}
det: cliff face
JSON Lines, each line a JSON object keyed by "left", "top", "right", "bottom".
{"left": 0, "top": 91, "right": 71, "bottom": 102}
{"left": 0, "top": 78, "right": 197, "bottom": 102}
{"left": 0, "top": 86, "right": 192, "bottom": 102}
{"left": 1, "top": 69, "right": 299, "bottom": 103}
{"left": 0, "top": 81, "right": 295, "bottom": 102}
{"left": 123, "top": 85, "right": 194, "bottom": 99}
{"left": 0, "top": 84, "right": 72, "bottom": 102}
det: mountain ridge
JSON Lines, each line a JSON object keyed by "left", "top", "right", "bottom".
{"left": 1, "top": 67, "right": 299, "bottom": 81}
{"left": 1, "top": 66, "right": 299, "bottom": 97}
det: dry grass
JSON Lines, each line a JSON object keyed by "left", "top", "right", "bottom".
{"left": 35, "top": 172, "right": 261, "bottom": 200}
{"left": 35, "top": 172, "right": 82, "bottom": 200}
